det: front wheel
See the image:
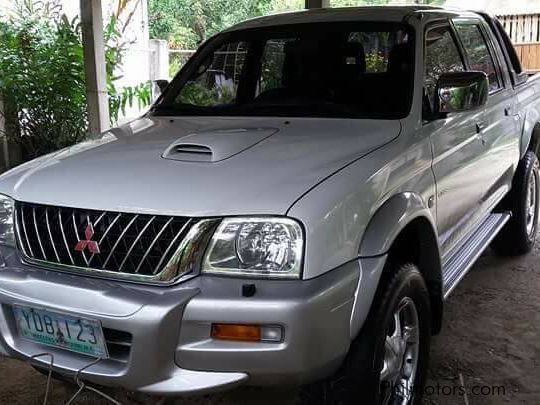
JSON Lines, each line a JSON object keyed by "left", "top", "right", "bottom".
{"left": 492, "top": 151, "right": 539, "bottom": 256}
{"left": 300, "top": 263, "right": 431, "bottom": 405}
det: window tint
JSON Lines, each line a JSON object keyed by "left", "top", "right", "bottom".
{"left": 424, "top": 25, "right": 465, "bottom": 113}
{"left": 257, "top": 30, "right": 410, "bottom": 97}
{"left": 163, "top": 22, "right": 415, "bottom": 119}
{"left": 177, "top": 41, "right": 247, "bottom": 106}
{"left": 258, "top": 38, "right": 296, "bottom": 96}
{"left": 455, "top": 24, "right": 501, "bottom": 91}
{"left": 349, "top": 31, "right": 409, "bottom": 73}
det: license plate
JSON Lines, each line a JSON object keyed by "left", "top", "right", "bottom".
{"left": 13, "top": 305, "right": 109, "bottom": 359}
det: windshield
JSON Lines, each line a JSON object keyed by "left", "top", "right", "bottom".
{"left": 155, "top": 22, "right": 414, "bottom": 119}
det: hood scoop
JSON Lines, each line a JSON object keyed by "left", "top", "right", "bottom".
{"left": 162, "top": 127, "right": 278, "bottom": 163}
{"left": 168, "top": 144, "right": 213, "bottom": 162}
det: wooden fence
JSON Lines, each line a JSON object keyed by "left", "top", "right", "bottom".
{"left": 498, "top": 13, "right": 540, "bottom": 44}
{"left": 513, "top": 43, "right": 540, "bottom": 72}
{"left": 498, "top": 13, "right": 540, "bottom": 72}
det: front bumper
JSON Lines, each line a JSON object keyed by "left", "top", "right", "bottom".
{"left": 0, "top": 247, "right": 383, "bottom": 395}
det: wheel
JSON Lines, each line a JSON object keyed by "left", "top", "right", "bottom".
{"left": 300, "top": 263, "right": 431, "bottom": 405}
{"left": 492, "top": 151, "right": 539, "bottom": 256}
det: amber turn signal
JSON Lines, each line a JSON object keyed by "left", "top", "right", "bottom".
{"left": 211, "top": 323, "right": 261, "bottom": 341}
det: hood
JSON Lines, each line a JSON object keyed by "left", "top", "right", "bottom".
{"left": 0, "top": 116, "right": 400, "bottom": 216}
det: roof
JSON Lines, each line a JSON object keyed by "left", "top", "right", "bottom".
{"left": 446, "top": 0, "right": 540, "bottom": 15}
{"left": 225, "top": 6, "right": 467, "bottom": 32}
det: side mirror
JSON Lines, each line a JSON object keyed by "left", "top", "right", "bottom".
{"left": 154, "top": 79, "right": 169, "bottom": 94}
{"left": 436, "top": 71, "right": 489, "bottom": 114}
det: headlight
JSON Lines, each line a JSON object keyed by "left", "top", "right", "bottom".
{"left": 202, "top": 217, "right": 304, "bottom": 279}
{"left": 0, "top": 194, "right": 15, "bottom": 247}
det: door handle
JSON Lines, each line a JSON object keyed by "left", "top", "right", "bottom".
{"left": 476, "top": 121, "right": 487, "bottom": 145}
{"left": 476, "top": 121, "right": 487, "bottom": 133}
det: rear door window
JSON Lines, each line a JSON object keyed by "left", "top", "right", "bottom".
{"left": 454, "top": 23, "right": 502, "bottom": 92}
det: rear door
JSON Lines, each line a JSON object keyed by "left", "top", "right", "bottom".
{"left": 453, "top": 19, "right": 520, "bottom": 210}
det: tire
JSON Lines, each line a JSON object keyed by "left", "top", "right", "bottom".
{"left": 492, "top": 151, "right": 539, "bottom": 256}
{"left": 300, "top": 263, "right": 431, "bottom": 405}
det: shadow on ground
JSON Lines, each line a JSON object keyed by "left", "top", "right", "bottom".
{"left": 1, "top": 244, "right": 539, "bottom": 404}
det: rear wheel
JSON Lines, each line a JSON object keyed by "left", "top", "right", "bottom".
{"left": 492, "top": 151, "right": 539, "bottom": 255}
{"left": 300, "top": 263, "right": 431, "bottom": 405}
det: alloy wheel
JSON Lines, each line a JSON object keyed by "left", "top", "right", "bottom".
{"left": 525, "top": 169, "right": 538, "bottom": 238}
{"left": 379, "top": 297, "right": 420, "bottom": 405}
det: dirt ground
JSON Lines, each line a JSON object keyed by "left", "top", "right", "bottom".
{"left": 1, "top": 242, "right": 539, "bottom": 405}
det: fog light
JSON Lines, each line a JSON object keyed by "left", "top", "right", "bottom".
{"left": 211, "top": 324, "right": 282, "bottom": 342}
{"left": 260, "top": 326, "right": 282, "bottom": 342}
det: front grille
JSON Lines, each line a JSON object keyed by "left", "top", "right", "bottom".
{"left": 15, "top": 202, "right": 192, "bottom": 281}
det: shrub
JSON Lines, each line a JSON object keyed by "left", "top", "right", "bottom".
{"left": 0, "top": 1, "right": 151, "bottom": 160}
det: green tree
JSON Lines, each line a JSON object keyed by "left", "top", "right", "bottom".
{"left": 149, "top": 0, "right": 275, "bottom": 49}
{"left": 331, "top": 0, "right": 444, "bottom": 5}
{"left": 150, "top": 0, "right": 445, "bottom": 50}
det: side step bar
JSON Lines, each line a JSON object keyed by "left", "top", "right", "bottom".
{"left": 442, "top": 212, "right": 511, "bottom": 299}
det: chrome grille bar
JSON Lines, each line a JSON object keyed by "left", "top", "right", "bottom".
{"left": 134, "top": 217, "right": 174, "bottom": 274}
{"left": 32, "top": 207, "right": 47, "bottom": 260}
{"left": 58, "top": 209, "right": 75, "bottom": 265}
{"left": 118, "top": 216, "right": 155, "bottom": 271}
{"left": 14, "top": 208, "right": 29, "bottom": 257}
{"left": 45, "top": 207, "right": 60, "bottom": 262}
{"left": 102, "top": 214, "right": 139, "bottom": 269}
{"left": 20, "top": 205, "right": 34, "bottom": 257}
{"left": 88, "top": 212, "right": 122, "bottom": 266}
{"left": 153, "top": 219, "right": 192, "bottom": 275}
{"left": 93, "top": 211, "right": 107, "bottom": 227}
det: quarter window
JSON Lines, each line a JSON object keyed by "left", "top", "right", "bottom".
{"left": 454, "top": 23, "right": 502, "bottom": 92}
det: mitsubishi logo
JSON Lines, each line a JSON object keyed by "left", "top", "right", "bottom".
{"left": 74, "top": 222, "right": 100, "bottom": 254}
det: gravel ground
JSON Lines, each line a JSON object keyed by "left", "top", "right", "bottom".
{"left": 1, "top": 243, "right": 539, "bottom": 405}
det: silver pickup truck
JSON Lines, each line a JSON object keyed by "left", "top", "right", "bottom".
{"left": 0, "top": 5, "right": 539, "bottom": 405}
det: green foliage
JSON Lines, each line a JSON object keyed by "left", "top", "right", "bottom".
{"left": 365, "top": 51, "right": 386, "bottom": 72}
{"left": 179, "top": 82, "right": 222, "bottom": 106}
{"left": 102, "top": 15, "right": 152, "bottom": 124}
{"left": 149, "top": 0, "right": 446, "bottom": 50}
{"left": 0, "top": 0, "right": 151, "bottom": 160}
{"left": 179, "top": 81, "right": 235, "bottom": 107}
{"left": 331, "top": 0, "right": 444, "bottom": 5}
{"left": 110, "top": 82, "right": 152, "bottom": 123}
{"left": 149, "top": 0, "right": 275, "bottom": 49}
{"left": 0, "top": 1, "right": 88, "bottom": 158}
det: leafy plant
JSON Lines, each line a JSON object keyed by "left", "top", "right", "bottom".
{"left": 110, "top": 82, "right": 152, "bottom": 123}
{"left": 0, "top": 0, "right": 151, "bottom": 161}
{"left": 149, "top": 0, "right": 274, "bottom": 50}
{"left": 0, "top": 2, "right": 88, "bottom": 158}
{"left": 365, "top": 51, "right": 387, "bottom": 72}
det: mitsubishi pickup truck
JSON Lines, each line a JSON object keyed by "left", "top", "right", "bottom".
{"left": 0, "top": 5, "right": 539, "bottom": 405}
